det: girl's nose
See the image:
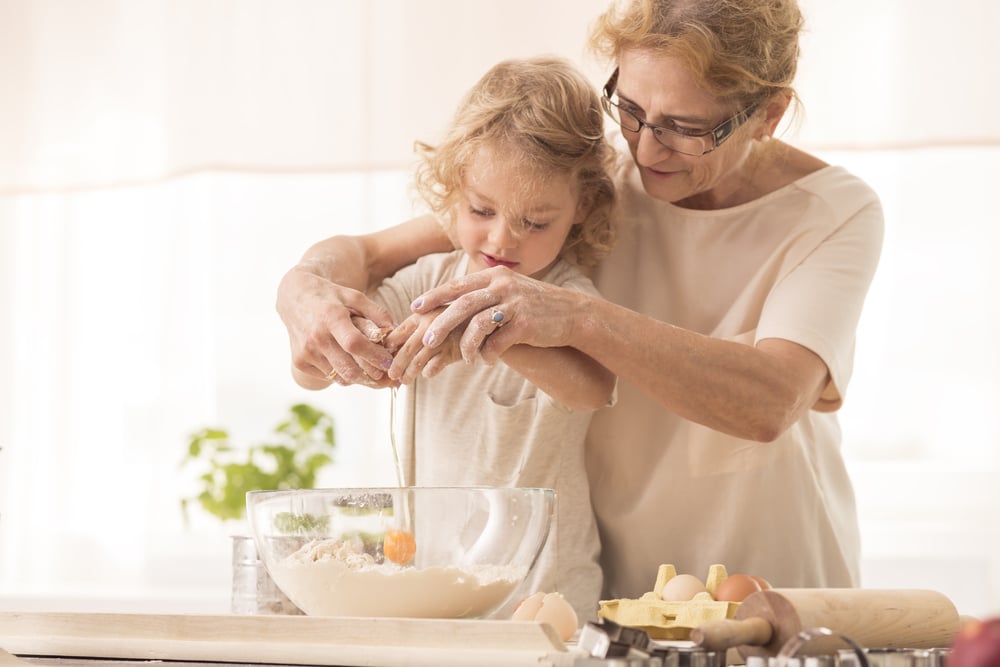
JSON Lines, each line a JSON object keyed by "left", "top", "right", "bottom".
{"left": 488, "top": 219, "right": 517, "bottom": 248}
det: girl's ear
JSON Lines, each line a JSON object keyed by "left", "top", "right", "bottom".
{"left": 573, "top": 194, "right": 592, "bottom": 226}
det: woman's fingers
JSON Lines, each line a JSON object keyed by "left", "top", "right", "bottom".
{"left": 457, "top": 305, "right": 514, "bottom": 363}
{"left": 414, "top": 268, "right": 517, "bottom": 348}
{"left": 408, "top": 266, "right": 585, "bottom": 367}
{"left": 411, "top": 271, "right": 494, "bottom": 313}
{"left": 287, "top": 299, "right": 395, "bottom": 388}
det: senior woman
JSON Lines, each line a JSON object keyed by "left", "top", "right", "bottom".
{"left": 276, "top": 0, "right": 883, "bottom": 599}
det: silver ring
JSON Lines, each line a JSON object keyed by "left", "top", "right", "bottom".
{"left": 491, "top": 308, "right": 505, "bottom": 327}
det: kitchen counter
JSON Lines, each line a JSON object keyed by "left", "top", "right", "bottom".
{"left": 0, "top": 611, "right": 576, "bottom": 667}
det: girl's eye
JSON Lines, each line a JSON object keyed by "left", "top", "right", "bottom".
{"left": 523, "top": 219, "right": 549, "bottom": 232}
{"left": 470, "top": 206, "right": 493, "bottom": 218}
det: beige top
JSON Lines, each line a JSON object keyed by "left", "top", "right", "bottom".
{"left": 587, "top": 148, "right": 884, "bottom": 598}
{"left": 372, "top": 251, "right": 605, "bottom": 620}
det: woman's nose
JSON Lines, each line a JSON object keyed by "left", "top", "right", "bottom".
{"left": 634, "top": 126, "right": 674, "bottom": 163}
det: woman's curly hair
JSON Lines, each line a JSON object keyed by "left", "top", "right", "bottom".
{"left": 589, "top": 0, "right": 803, "bottom": 110}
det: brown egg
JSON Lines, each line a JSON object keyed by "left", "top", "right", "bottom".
{"left": 714, "top": 574, "right": 763, "bottom": 602}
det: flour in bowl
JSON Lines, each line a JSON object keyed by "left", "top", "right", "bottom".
{"left": 269, "top": 537, "right": 526, "bottom": 618}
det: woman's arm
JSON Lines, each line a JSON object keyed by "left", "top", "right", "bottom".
{"left": 277, "top": 215, "right": 451, "bottom": 387}
{"left": 569, "top": 293, "right": 827, "bottom": 440}
{"left": 410, "top": 267, "right": 827, "bottom": 442}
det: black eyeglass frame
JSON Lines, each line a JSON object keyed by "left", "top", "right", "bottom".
{"left": 601, "top": 68, "right": 759, "bottom": 157}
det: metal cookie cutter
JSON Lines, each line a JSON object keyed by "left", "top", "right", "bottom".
{"left": 578, "top": 618, "right": 655, "bottom": 659}
{"left": 652, "top": 645, "right": 724, "bottom": 667}
{"left": 575, "top": 618, "right": 724, "bottom": 667}
{"left": 769, "top": 627, "right": 870, "bottom": 667}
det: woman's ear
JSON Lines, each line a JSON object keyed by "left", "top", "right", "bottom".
{"left": 758, "top": 91, "right": 792, "bottom": 140}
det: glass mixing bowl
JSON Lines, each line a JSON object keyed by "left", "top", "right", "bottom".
{"left": 246, "top": 487, "right": 555, "bottom": 618}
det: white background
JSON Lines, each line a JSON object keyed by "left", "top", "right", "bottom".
{"left": 1, "top": 0, "right": 998, "bottom": 619}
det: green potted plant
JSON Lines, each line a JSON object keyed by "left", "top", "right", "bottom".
{"left": 180, "top": 402, "right": 336, "bottom": 614}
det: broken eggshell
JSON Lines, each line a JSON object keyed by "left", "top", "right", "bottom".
{"left": 511, "top": 591, "right": 579, "bottom": 641}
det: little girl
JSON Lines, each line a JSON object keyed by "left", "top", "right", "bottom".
{"left": 363, "top": 56, "right": 617, "bottom": 621}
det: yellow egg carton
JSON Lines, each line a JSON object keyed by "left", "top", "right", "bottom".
{"left": 597, "top": 564, "right": 740, "bottom": 640}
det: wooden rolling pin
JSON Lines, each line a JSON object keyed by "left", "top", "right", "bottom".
{"left": 690, "top": 588, "right": 960, "bottom": 659}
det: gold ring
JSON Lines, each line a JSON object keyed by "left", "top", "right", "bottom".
{"left": 324, "top": 369, "right": 338, "bottom": 381}
{"left": 490, "top": 308, "right": 505, "bottom": 327}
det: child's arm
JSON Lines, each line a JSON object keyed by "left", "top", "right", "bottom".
{"left": 386, "top": 308, "right": 614, "bottom": 411}
{"left": 500, "top": 344, "right": 615, "bottom": 411}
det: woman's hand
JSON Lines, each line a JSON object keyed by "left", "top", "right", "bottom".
{"left": 278, "top": 261, "right": 396, "bottom": 389}
{"left": 409, "top": 267, "right": 614, "bottom": 410}
{"left": 411, "top": 266, "right": 587, "bottom": 363}
{"left": 276, "top": 217, "right": 455, "bottom": 390}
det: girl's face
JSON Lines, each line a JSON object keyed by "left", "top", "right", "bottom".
{"left": 615, "top": 49, "right": 765, "bottom": 210}
{"left": 456, "top": 148, "right": 585, "bottom": 278}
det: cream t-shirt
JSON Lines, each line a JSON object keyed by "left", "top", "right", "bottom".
{"left": 587, "top": 145, "right": 884, "bottom": 598}
{"left": 371, "top": 251, "right": 605, "bottom": 620}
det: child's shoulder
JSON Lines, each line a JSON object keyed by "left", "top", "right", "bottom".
{"left": 543, "top": 258, "right": 601, "bottom": 296}
{"left": 397, "top": 250, "right": 466, "bottom": 282}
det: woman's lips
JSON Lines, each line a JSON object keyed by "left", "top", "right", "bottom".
{"left": 643, "top": 165, "right": 678, "bottom": 178}
{"left": 482, "top": 253, "right": 518, "bottom": 269}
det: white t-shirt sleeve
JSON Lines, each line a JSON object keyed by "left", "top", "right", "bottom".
{"left": 756, "top": 178, "right": 884, "bottom": 410}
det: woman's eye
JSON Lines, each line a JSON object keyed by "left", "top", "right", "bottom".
{"left": 620, "top": 102, "right": 643, "bottom": 117}
{"left": 672, "top": 124, "right": 705, "bottom": 137}
{"left": 470, "top": 206, "right": 493, "bottom": 218}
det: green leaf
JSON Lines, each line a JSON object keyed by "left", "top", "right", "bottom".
{"left": 273, "top": 511, "right": 330, "bottom": 534}
{"left": 291, "top": 403, "right": 323, "bottom": 431}
{"left": 180, "top": 403, "right": 337, "bottom": 523}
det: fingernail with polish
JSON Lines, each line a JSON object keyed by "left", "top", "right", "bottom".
{"left": 411, "top": 297, "right": 423, "bottom": 310}
{"left": 381, "top": 358, "right": 392, "bottom": 370}
{"left": 423, "top": 331, "right": 436, "bottom": 346}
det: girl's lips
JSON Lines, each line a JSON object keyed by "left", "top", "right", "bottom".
{"left": 482, "top": 253, "right": 518, "bottom": 269}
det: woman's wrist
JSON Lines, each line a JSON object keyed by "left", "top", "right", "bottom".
{"left": 565, "top": 287, "right": 601, "bottom": 350}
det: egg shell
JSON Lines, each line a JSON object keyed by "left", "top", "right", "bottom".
{"left": 511, "top": 591, "right": 578, "bottom": 641}
{"left": 750, "top": 575, "right": 773, "bottom": 590}
{"left": 534, "top": 592, "right": 579, "bottom": 641}
{"left": 714, "top": 573, "right": 762, "bottom": 602}
{"left": 511, "top": 592, "right": 546, "bottom": 621}
{"left": 659, "top": 573, "right": 709, "bottom": 601}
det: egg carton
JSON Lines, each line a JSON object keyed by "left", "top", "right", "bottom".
{"left": 596, "top": 563, "right": 740, "bottom": 640}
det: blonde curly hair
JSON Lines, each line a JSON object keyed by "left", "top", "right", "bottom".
{"left": 589, "top": 0, "right": 803, "bottom": 110}
{"left": 413, "top": 56, "right": 617, "bottom": 268}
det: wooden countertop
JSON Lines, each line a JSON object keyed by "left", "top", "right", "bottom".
{"left": 0, "top": 612, "right": 573, "bottom": 667}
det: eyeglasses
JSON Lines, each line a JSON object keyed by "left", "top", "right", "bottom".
{"left": 601, "top": 68, "right": 758, "bottom": 157}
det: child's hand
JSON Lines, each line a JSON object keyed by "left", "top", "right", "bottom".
{"left": 385, "top": 308, "right": 466, "bottom": 384}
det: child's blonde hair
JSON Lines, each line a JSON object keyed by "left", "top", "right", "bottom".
{"left": 414, "top": 56, "right": 616, "bottom": 267}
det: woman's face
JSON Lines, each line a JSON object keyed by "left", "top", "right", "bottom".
{"left": 615, "top": 49, "right": 763, "bottom": 209}
{"left": 455, "top": 147, "right": 583, "bottom": 279}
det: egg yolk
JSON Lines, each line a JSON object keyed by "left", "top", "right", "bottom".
{"left": 384, "top": 528, "right": 416, "bottom": 565}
